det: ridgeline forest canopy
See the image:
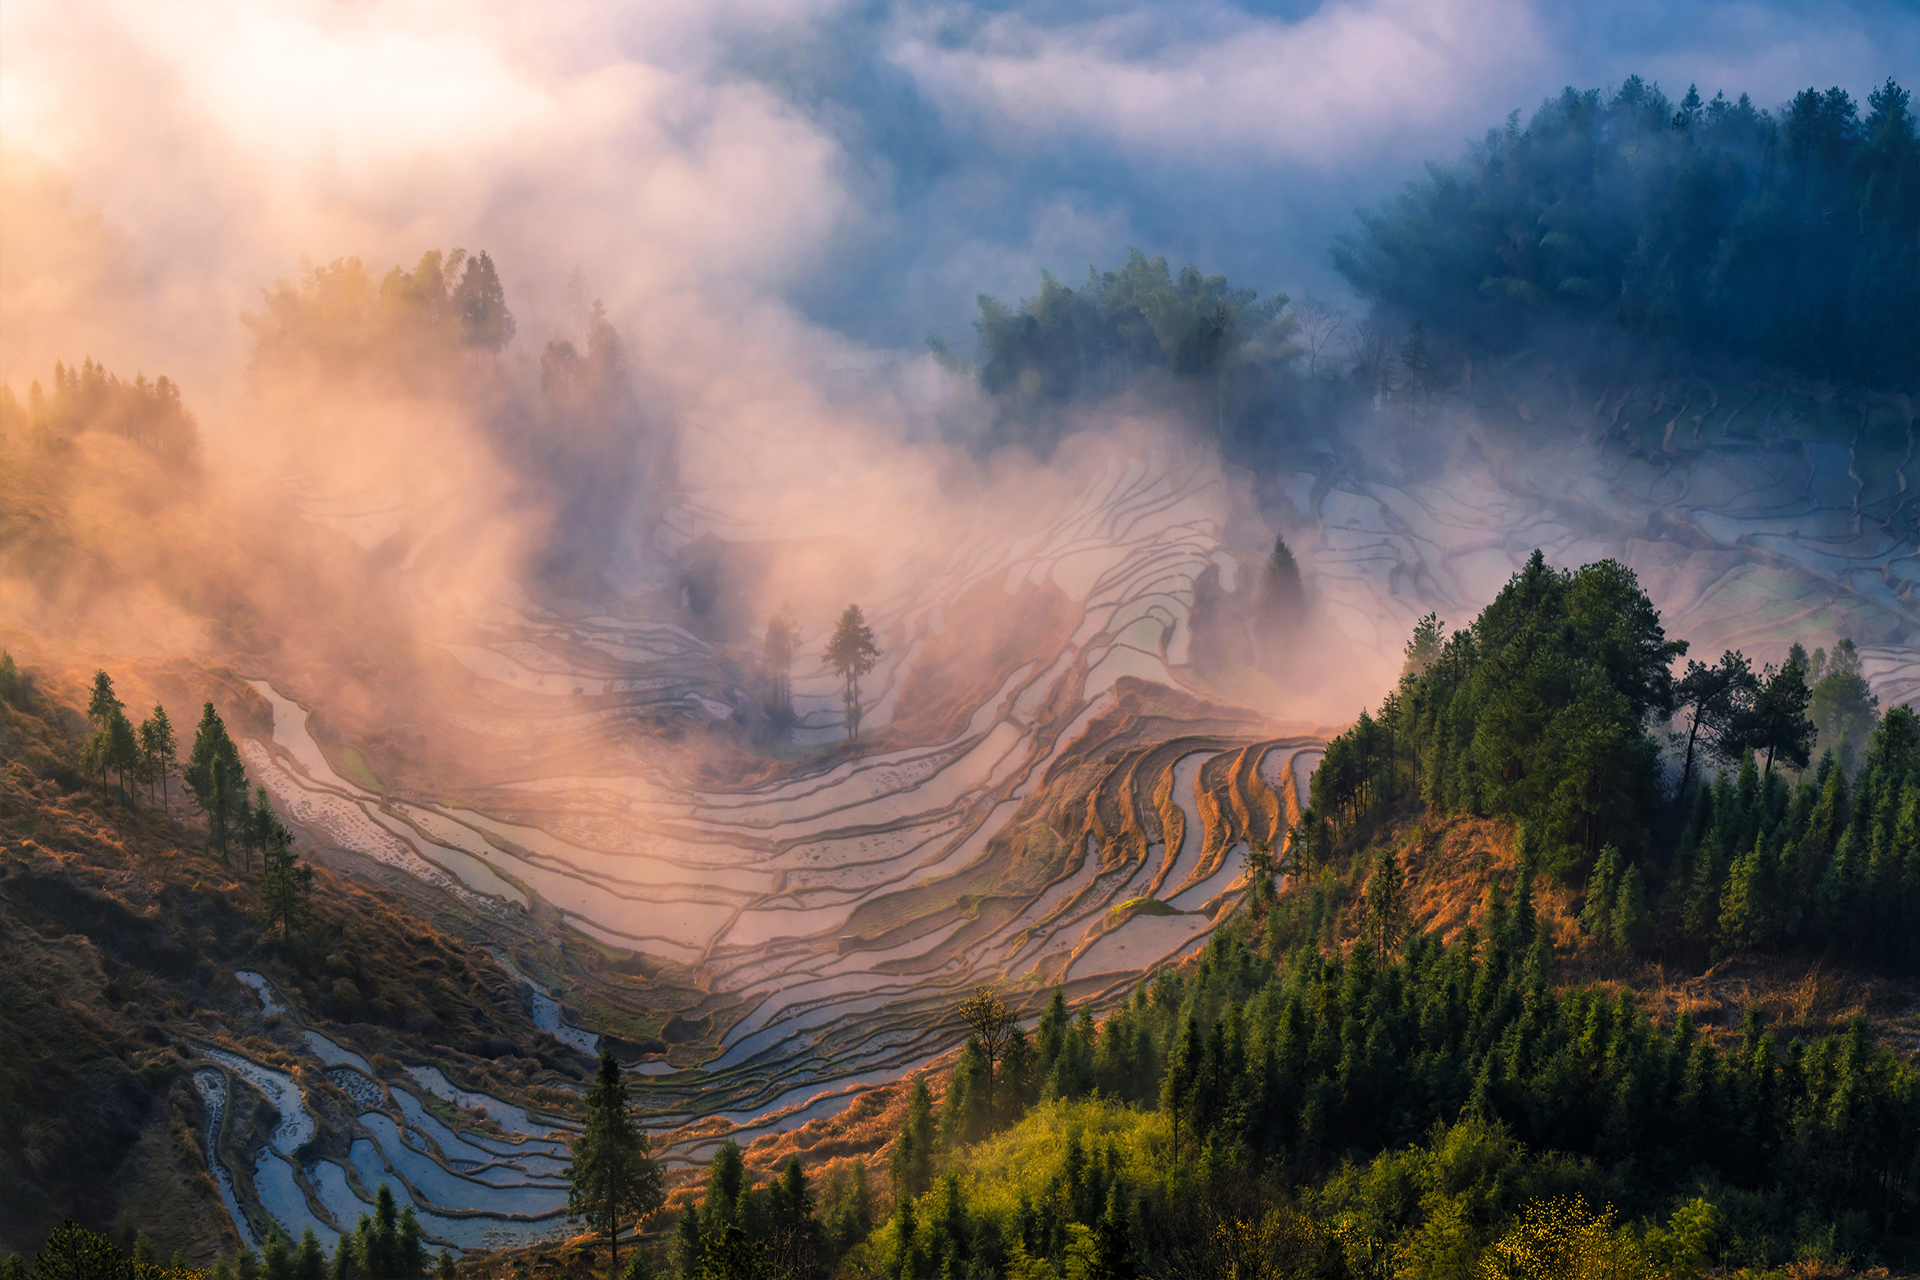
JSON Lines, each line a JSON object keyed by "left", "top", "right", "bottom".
{"left": 955, "top": 73, "right": 1917, "bottom": 455}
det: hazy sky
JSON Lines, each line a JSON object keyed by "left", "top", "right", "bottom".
{"left": 3, "top": 0, "right": 1915, "bottom": 391}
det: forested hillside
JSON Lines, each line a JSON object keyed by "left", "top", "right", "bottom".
{"left": 0, "top": 658, "right": 586, "bottom": 1265}
{"left": 1336, "top": 77, "right": 1918, "bottom": 390}
{"left": 951, "top": 73, "right": 1916, "bottom": 464}
{"left": 1303, "top": 551, "right": 1919, "bottom": 974}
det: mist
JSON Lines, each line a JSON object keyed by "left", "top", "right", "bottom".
{"left": 4, "top": 0, "right": 1919, "bottom": 1250}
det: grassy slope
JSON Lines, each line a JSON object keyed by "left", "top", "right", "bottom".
{"left": 0, "top": 668, "right": 597, "bottom": 1259}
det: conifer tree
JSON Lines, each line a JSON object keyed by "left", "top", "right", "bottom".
{"left": 566, "top": 1050, "right": 665, "bottom": 1277}
{"left": 258, "top": 817, "right": 315, "bottom": 937}
{"left": 292, "top": 1228, "right": 325, "bottom": 1280}
{"left": 186, "top": 702, "right": 247, "bottom": 861}
{"left": 1580, "top": 845, "right": 1622, "bottom": 948}
{"left": 1611, "top": 863, "right": 1652, "bottom": 957}
{"left": 86, "top": 669, "right": 122, "bottom": 729}
{"left": 1365, "top": 847, "right": 1409, "bottom": 963}
{"left": 889, "top": 1076, "right": 936, "bottom": 1200}
{"left": 823, "top": 604, "right": 880, "bottom": 740}
{"left": 107, "top": 707, "right": 140, "bottom": 803}
{"left": 139, "top": 705, "right": 176, "bottom": 809}
{"left": 1740, "top": 659, "right": 1816, "bottom": 777}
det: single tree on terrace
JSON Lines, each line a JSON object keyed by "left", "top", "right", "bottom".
{"left": 823, "top": 603, "right": 880, "bottom": 740}
{"left": 956, "top": 986, "right": 1016, "bottom": 1114}
{"left": 566, "top": 1050, "right": 665, "bottom": 1278}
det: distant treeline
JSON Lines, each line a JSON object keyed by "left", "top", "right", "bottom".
{"left": 0, "top": 357, "right": 200, "bottom": 465}
{"left": 954, "top": 73, "right": 1917, "bottom": 458}
{"left": 938, "top": 250, "right": 1300, "bottom": 456}
{"left": 1337, "top": 75, "right": 1918, "bottom": 389}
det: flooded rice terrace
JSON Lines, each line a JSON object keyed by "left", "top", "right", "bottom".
{"left": 229, "top": 390, "right": 1920, "bottom": 1246}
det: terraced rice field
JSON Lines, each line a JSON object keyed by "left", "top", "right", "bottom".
{"left": 233, "top": 370, "right": 1915, "bottom": 1235}
{"left": 197, "top": 972, "right": 575, "bottom": 1252}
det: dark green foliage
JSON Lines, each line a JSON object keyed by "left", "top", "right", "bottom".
{"left": 567, "top": 1050, "right": 666, "bottom": 1276}
{"left": 292, "top": 1228, "right": 324, "bottom": 1280}
{"left": 137, "top": 706, "right": 176, "bottom": 809}
{"left": 0, "top": 650, "right": 26, "bottom": 708}
{"left": 956, "top": 250, "right": 1296, "bottom": 453}
{"left": 889, "top": 1078, "right": 936, "bottom": 1201}
{"left": 1673, "top": 650, "right": 1759, "bottom": 802}
{"left": 256, "top": 795, "right": 314, "bottom": 936}
{"left": 1335, "top": 75, "right": 1919, "bottom": 390}
{"left": 671, "top": 1146, "right": 849, "bottom": 1279}
{"left": 1739, "top": 659, "right": 1816, "bottom": 777}
{"left": 184, "top": 702, "right": 247, "bottom": 863}
{"left": 1306, "top": 551, "right": 1683, "bottom": 879}
{"left": 7, "top": 1220, "right": 204, "bottom": 1279}
{"left": 1679, "top": 706, "right": 1920, "bottom": 968}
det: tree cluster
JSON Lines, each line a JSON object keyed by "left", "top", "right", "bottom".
{"left": 672, "top": 1141, "right": 874, "bottom": 1280}
{"left": 0, "top": 357, "right": 200, "bottom": 465}
{"left": 1675, "top": 705, "right": 1920, "bottom": 968}
{"left": 1303, "top": 552, "right": 1688, "bottom": 881}
{"left": 1300, "top": 552, "right": 1919, "bottom": 978}
{"left": 1335, "top": 75, "right": 1919, "bottom": 391}
{"left": 945, "top": 250, "right": 1298, "bottom": 453}
{"left": 856, "top": 914, "right": 1918, "bottom": 1278}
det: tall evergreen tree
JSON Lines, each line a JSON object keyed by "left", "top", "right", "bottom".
{"left": 566, "top": 1050, "right": 666, "bottom": 1276}
{"left": 823, "top": 604, "right": 880, "bottom": 740}
{"left": 185, "top": 702, "right": 247, "bottom": 861}
{"left": 138, "top": 705, "right": 176, "bottom": 809}
{"left": 86, "top": 669, "right": 122, "bottom": 729}
{"left": 258, "top": 816, "right": 315, "bottom": 937}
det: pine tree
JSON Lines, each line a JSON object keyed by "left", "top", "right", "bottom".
{"left": 566, "top": 1050, "right": 665, "bottom": 1276}
{"left": 292, "top": 1228, "right": 326, "bottom": 1280}
{"left": 86, "top": 669, "right": 122, "bottom": 729}
{"left": 262, "top": 1226, "right": 292, "bottom": 1280}
{"left": 107, "top": 707, "right": 140, "bottom": 803}
{"left": 1580, "top": 845, "right": 1622, "bottom": 948}
{"left": 139, "top": 705, "right": 176, "bottom": 809}
{"left": 823, "top": 604, "right": 880, "bottom": 740}
{"left": 186, "top": 702, "right": 247, "bottom": 861}
{"left": 454, "top": 250, "right": 516, "bottom": 351}
{"left": 1365, "top": 847, "right": 1409, "bottom": 963}
{"left": 258, "top": 815, "right": 315, "bottom": 936}
{"left": 1611, "top": 864, "right": 1651, "bottom": 957}
{"left": 890, "top": 1076, "right": 936, "bottom": 1199}
{"left": 1740, "top": 660, "right": 1816, "bottom": 777}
